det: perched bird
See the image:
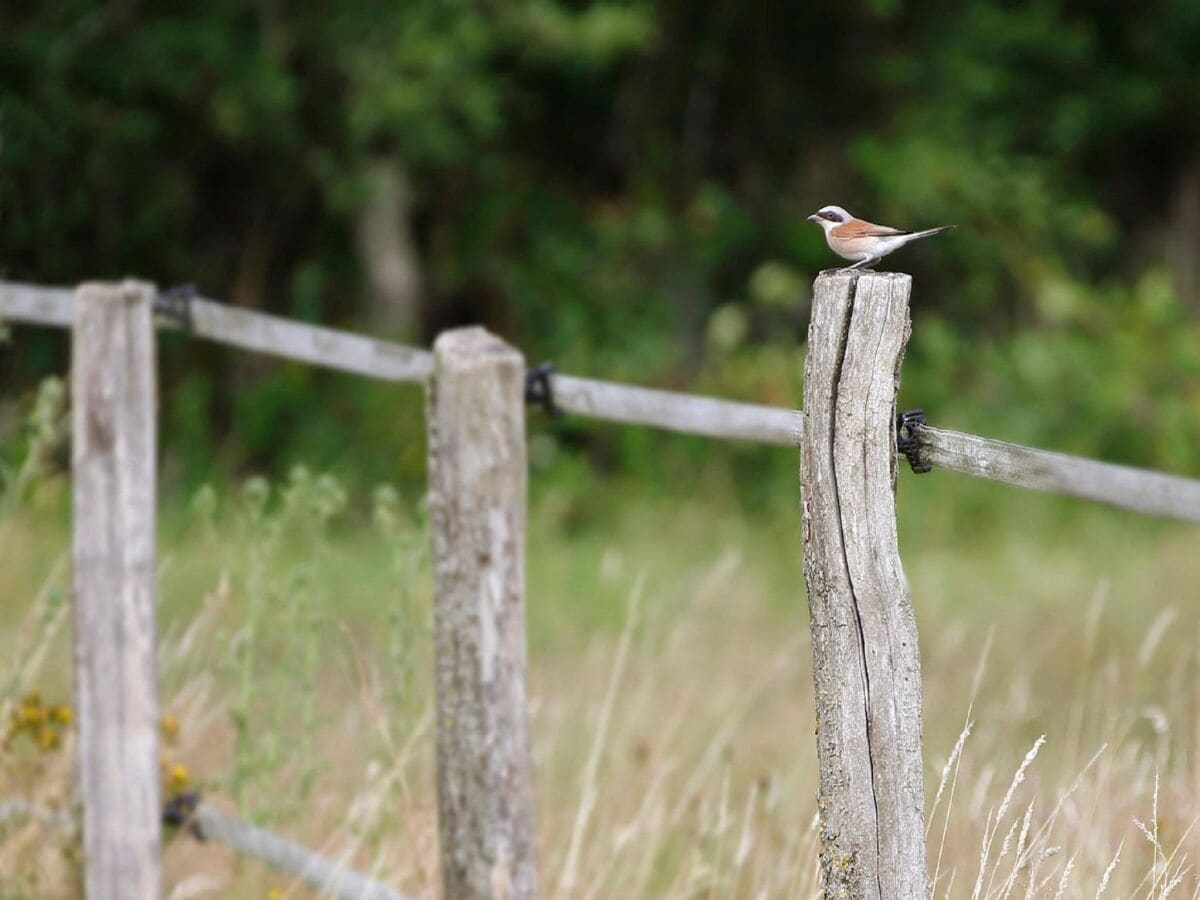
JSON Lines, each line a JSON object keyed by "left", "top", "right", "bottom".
{"left": 807, "top": 205, "right": 953, "bottom": 270}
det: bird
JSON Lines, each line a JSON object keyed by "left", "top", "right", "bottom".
{"left": 807, "top": 205, "right": 953, "bottom": 270}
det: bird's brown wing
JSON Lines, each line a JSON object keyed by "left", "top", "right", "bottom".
{"left": 831, "top": 219, "right": 910, "bottom": 238}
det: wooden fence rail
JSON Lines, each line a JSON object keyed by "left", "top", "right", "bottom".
{"left": 917, "top": 425, "right": 1200, "bottom": 523}
{"left": 189, "top": 804, "right": 411, "bottom": 900}
{"left": 0, "top": 281, "right": 433, "bottom": 382}
{"left": 1, "top": 796, "right": 410, "bottom": 900}
{"left": 5, "top": 278, "right": 1199, "bottom": 523}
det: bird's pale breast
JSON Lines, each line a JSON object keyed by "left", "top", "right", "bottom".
{"left": 827, "top": 232, "right": 876, "bottom": 260}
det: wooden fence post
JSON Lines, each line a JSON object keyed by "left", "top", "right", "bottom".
{"left": 71, "top": 280, "right": 162, "bottom": 899}
{"left": 800, "top": 271, "right": 927, "bottom": 899}
{"left": 427, "top": 326, "right": 537, "bottom": 900}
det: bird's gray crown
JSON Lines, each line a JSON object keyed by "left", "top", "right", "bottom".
{"left": 815, "top": 205, "right": 851, "bottom": 223}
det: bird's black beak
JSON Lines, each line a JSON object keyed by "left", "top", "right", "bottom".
{"left": 806, "top": 214, "right": 820, "bottom": 223}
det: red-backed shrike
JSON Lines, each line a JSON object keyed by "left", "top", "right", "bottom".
{"left": 807, "top": 205, "right": 953, "bottom": 270}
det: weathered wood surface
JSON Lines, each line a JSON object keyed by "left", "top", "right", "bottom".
{"left": 8, "top": 279, "right": 1200, "bottom": 523}
{"left": 0, "top": 280, "right": 434, "bottom": 382}
{"left": 800, "top": 271, "right": 927, "bottom": 899}
{"left": 187, "top": 295, "right": 433, "bottom": 383}
{"left": 191, "top": 804, "right": 411, "bottom": 900}
{"left": 2, "top": 282, "right": 801, "bottom": 446}
{"left": 71, "top": 281, "right": 162, "bottom": 900}
{"left": 426, "top": 327, "right": 538, "bottom": 900}
{"left": 0, "top": 281, "right": 73, "bottom": 327}
{"left": 1, "top": 791, "right": 410, "bottom": 900}
{"left": 551, "top": 372, "right": 804, "bottom": 446}
{"left": 919, "top": 425, "right": 1200, "bottom": 524}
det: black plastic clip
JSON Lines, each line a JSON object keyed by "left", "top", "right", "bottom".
{"left": 525, "top": 362, "right": 560, "bottom": 417}
{"left": 154, "top": 283, "right": 196, "bottom": 333}
{"left": 896, "top": 408, "right": 932, "bottom": 474}
{"left": 162, "top": 791, "right": 205, "bottom": 839}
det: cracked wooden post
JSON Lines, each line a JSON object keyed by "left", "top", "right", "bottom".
{"left": 71, "top": 280, "right": 162, "bottom": 900}
{"left": 427, "top": 327, "right": 537, "bottom": 900}
{"left": 800, "top": 271, "right": 927, "bottom": 899}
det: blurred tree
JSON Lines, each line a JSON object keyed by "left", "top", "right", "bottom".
{"left": 853, "top": 0, "right": 1200, "bottom": 314}
{"left": 1, "top": 0, "right": 1198, "bottom": 483}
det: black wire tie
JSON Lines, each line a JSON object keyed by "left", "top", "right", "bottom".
{"left": 896, "top": 408, "right": 932, "bottom": 474}
{"left": 154, "top": 283, "right": 196, "bottom": 333}
{"left": 162, "top": 791, "right": 205, "bottom": 840}
{"left": 525, "top": 362, "right": 560, "bottom": 417}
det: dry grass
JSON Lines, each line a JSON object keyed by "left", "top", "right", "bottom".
{"left": 2, "top": 387, "right": 1200, "bottom": 897}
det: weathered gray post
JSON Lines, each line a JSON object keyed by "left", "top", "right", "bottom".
{"left": 800, "top": 271, "right": 927, "bottom": 899}
{"left": 426, "top": 326, "right": 537, "bottom": 900}
{"left": 71, "top": 280, "right": 162, "bottom": 900}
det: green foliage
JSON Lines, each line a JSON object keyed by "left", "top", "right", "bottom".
{"left": 900, "top": 268, "right": 1200, "bottom": 473}
{"left": 1, "top": 2, "right": 1198, "bottom": 483}
{"left": 851, "top": 1, "right": 1200, "bottom": 313}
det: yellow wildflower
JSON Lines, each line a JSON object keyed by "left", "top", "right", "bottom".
{"left": 38, "top": 725, "right": 59, "bottom": 751}
{"left": 18, "top": 703, "right": 46, "bottom": 728}
{"left": 167, "top": 763, "right": 190, "bottom": 793}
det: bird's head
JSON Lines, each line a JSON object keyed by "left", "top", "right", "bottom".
{"left": 807, "top": 205, "right": 852, "bottom": 232}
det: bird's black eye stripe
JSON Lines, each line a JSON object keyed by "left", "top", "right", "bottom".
{"left": 821, "top": 211, "right": 841, "bottom": 222}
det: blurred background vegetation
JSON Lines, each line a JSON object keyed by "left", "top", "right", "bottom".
{"left": 2, "top": 0, "right": 1200, "bottom": 493}
{"left": 3, "top": 8, "right": 1200, "bottom": 894}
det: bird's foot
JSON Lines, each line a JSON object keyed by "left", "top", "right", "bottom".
{"left": 846, "top": 257, "right": 879, "bottom": 271}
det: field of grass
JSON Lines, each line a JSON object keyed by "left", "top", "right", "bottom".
{"left": 2, "top": 389, "right": 1200, "bottom": 898}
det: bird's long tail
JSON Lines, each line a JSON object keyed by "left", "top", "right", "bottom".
{"left": 905, "top": 224, "right": 955, "bottom": 241}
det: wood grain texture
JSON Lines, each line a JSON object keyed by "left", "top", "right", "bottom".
{"left": 918, "top": 425, "right": 1200, "bottom": 523}
{"left": 187, "top": 295, "right": 433, "bottom": 382}
{"left": 0, "top": 281, "right": 73, "bottom": 327}
{"left": 0, "top": 281, "right": 433, "bottom": 381}
{"left": 800, "top": 273, "right": 878, "bottom": 898}
{"left": 801, "top": 271, "right": 927, "bottom": 899}
{"left": 426, "top": 327, "right": 538, "bottom": 900}
{"left": 71, "top": 281, "right": 162, "bottom": 900}
{"left": 191, "top": 804, "right": 411, "bottom": 900}
{"left": 550, "top": 373, "right": 803, "bottom": 446}
{"left": 2, "top": 792, "right": 411, "bottom": 900}
{"left": 9, "top": 279, "right": 1199, "bottom": 523}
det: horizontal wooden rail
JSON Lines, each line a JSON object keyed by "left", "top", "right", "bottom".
{"left": 918, "top": 425, "right": 1200, "bottom": 525}
{"left": 552, "top": 373, "right": 804, "bottom": 446}
{"left": 0, "top": 797, "right": 73, "bottom": 831}
{"left": 0, "top": 796, "right": 409, "bottom": 900}
{"left": 1, "top": 281, "right": 73, "bottom": 327}
{"left": 3, "top": 280, "right": 1199, "bottom": 524}
{"left": 1, "top": 281, "right": 433, "bottom": 383}
{"left": 0, "top": 281, "right": 803, "bottom": 446}
{"left": 186, "top": 296, "right": 432, "bottom": 383}
{"left": 191, "top": 804, "right": 411, "bottom": 900}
